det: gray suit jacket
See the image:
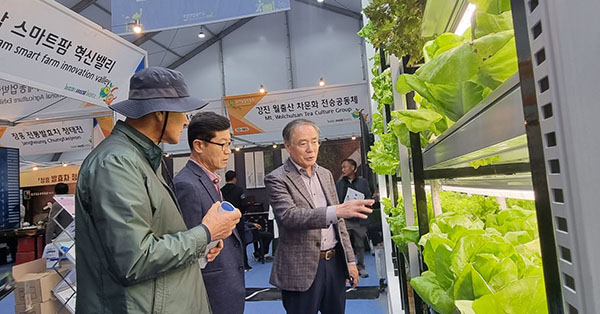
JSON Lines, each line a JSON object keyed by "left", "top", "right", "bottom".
{"left": 173, "top": 160, "right": 245, "bottom": 314}
{"left": 265, "top": 158, "right": 355, "bottom": 291}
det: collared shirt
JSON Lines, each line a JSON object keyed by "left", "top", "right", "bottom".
{"left": 191, "top": 158, "right": 222, "bottom": 198}
{"left": 289, "top": 159, "right": 338, "bottom": 250}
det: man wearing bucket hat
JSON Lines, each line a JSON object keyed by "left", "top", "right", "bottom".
{"left": 75, "top": 67, "right": 241, "bottom": 314}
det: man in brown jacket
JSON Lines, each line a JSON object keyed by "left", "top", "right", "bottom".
{"left": 265, "top": 119, "right": 373, "bottom": 314}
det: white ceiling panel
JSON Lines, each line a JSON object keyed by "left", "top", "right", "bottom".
{"left": 151, "top": 29, "right": 179, "bottom": 47}
{"left": 174, "top": 44, "right": 224, "bottom": 100}
{"left": 157, "top": 52, "right": 181, "bottom": 68}
{"left": 80, "top": 3, "right": 112, "bottom": 29}
{"left": 168, "top": 25, "right": 207, "bottom": 49}
{"left": 222, "top": 12, "right": 290, "bottom": 95}
{"left": 171, "top": 42, "right": 204, "bottom": 59}
{"left": 147, "top": 51, "right": 168, "bottom": 67}
{"left": 139, "top": 40, "right": 167, "bottom": 55}
{"left": 289, "top": 1, "right": 364, "bottom": 87}
{"left": 95, "top": 0, "right": 112, "bottom": 13}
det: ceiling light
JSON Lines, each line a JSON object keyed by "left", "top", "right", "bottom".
{"left": 198, "top": 26, "right": 206, "bottom": 39}
{"left": 35, "top": 118, "right": 40, "bottom": 120}
{"left": 272, "top": 143, "right": 278, "bottom": 149}
{"left": 454, "top": 3, "right": 477, "bottom": 36}
{"left": 319, "top": 77, "right": 325, "bottom": 87}
{"left": 62, "top": 162, "right": 68, "bottom": 167}
{"left": 259, "top": 84, "right": 266, "bottom": 94}
{"left": 351, "top": 135, "right": 357, "bottom": 140}
{"left": 317, "top": 0, "right": 324, "bottom": 3}
{"left": 235, "top": 146, "right": 241, "bottom": 152}
{"left": 32, "top": 166, "right": 39, "bottom": 171}
{"left": 131, "top": 19, "right": 142, "bottom": 34}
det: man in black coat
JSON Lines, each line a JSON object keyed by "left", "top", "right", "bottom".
{"left": 336, "top": 158, "right": 372, "bottom": 278}
{"left": 221, "top": 171, "right": 251, "bottom": 270}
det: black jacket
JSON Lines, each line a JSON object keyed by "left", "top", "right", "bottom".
{"left": 221, "top": 183, "right": 247, "bottom": 214}
{"left": 336, "top": 176, "right": 372, "bottom": 224}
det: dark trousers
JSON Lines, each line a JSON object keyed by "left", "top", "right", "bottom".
{"left": 346, "top": 220, "right": 368, "bottom": 270}
{"left": 252, "top": 230, "right": 274, "bottom": 259}
{"left": 281, "top": 255, "right": 346, "bottom": 314}
{"left": 236, "top": 222, "right": 250, "bottom": 268}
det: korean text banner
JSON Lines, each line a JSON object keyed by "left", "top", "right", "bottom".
{"left": 20, "top": 164, "right": 80, "bottom": 188}
{"left": 225, "top": 82, "right": 370, "bottom": 136}
{"left": 0, "top": 0, "right": 147, "bottom": 107}
{"left": 0, "top": 119, "right": 92, "bottom": 156}
{"left": 112, "top": 0, "right": 291, "bottom": 34}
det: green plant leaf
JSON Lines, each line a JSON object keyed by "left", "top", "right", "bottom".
{"left": 391, "top": 109, "right": 443, "bottom": 133}
{"left": 468, "top": 0, "right": 511, "bottom": 15}
{"left": 411, "top": 271, "right": 457, "bottom": 314}
{"left": 472, "top": 276, "right": 548, "bottom": 314}
{"left": 473, "top": 10, "right": 514, "bottom": 38}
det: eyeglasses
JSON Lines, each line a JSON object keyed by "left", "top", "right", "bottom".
{"left": 203, "top": 140, "right": 233, "bottom": 152}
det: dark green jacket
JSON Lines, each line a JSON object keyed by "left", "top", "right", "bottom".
{"left": 75, "top": 121, "right": 212, "bottom": 314}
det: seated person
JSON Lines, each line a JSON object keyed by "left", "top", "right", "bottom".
{"left": 245, "top": 216, "right": 274, "bottom": 263}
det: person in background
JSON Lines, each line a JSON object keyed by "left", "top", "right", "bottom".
{"left": 75, "top": 67, "right": 241, "bottom": 314}
{"left": 265, "top": 119, "right": 374, "bottom": 314}
{"left": 221, "top": 170, "right": 251, "bottom": 270}
{"left": 248, "top": 215, "right": 274, "bottom": 263}
{"left": 336, "top": 158, "right": 373, "bottom": 278}
{"left": 174, "top": 112, "right": 245, "bottom": 314}
{"left": 46, "top": 183, "right": 71, "bottom": 244}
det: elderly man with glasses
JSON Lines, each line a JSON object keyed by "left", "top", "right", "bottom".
{"left": 173, "top": 111, "right": 245, "bottom": 314}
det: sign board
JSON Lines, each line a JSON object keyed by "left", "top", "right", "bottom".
{"left": 0, "top": 147, "right": 20, "bottom": 230}
{"left": 20, "top": 164, "right": 80, "bottom": 188}
{"left": 112, "top": 0, "right": 291, "bottom": 34}
{"left": 0, "top": 120, "right": 92, "bottom": 156}
{"left": 0, "top": 80, "right": 63, "bottom": 115}
{"left": 0, "top": 0, "right": 146, "bottom": 108}
{"left": 225, "top": 83, "right": 371, "bottom": 136}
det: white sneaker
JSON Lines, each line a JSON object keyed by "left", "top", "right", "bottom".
{"left": 359, "top": 269, "right": 369, "bottom": 278}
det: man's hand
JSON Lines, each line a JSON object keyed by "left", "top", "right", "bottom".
{"left": 206, "top": 240, "right": 224, "bottom": 262}
{"left": 336, "top": 199, "right": 374, "bottom": 219}
{"left": 202, "top": 202, "right": 241, "bottom": 241}
{"left": 252, "top": 223, "right": 262, "bottom": 230}
{"left": 347, "top": 264, "right": 359, "bottom": 288}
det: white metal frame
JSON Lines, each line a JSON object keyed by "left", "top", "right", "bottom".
{"left": 521, "top": 0, "right": 600, "bottom": 312}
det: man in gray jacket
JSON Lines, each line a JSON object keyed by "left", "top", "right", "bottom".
{"left": 265, "top": 119, "right": 373, "bottom": 314}
{"left": 75, "top": 67, "right": 241, "bottom": 314}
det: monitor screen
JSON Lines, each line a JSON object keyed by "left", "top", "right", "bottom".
{"left": 0, "top": 147, "right": 20, "bottom": 230}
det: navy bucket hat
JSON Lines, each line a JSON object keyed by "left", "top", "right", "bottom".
{"left": 109, "top": 67, "right": 208, "bottom": 118}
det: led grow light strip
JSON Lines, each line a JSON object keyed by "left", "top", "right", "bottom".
{"left": 454, "top": 3, "right": 477, "bottom": 35}
{"left": 442, "top": 185, "right": 535, "bottom": 200}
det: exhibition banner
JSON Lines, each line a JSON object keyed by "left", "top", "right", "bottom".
{"left": 0, "top": 0, "right": 146, "bottom": 107}
{"left": 0, "top": 119, "right": 92, "bottom": 156}
{"left": 225, "top": 82, "right": 371, "bottom": 136}
{"left": 20, "top": 164, "right": 80, "bottom": 188}
{"left": 112, "top": 0, "right": 291, "bottom": 34}
{"left": 0, "top": 79, "right": 66, "bottom": 120}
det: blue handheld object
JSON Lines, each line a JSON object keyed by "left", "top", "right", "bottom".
{"left": 220, "top": 201, "right": 235, "bottom": 212}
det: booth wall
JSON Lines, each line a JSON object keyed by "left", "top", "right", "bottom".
{"left": 175, "top": 2, "right": 365, "bottom": 99}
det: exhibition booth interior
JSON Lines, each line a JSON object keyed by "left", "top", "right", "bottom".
{"left": 1, "top": 0, "right": 598, "bottom": 314}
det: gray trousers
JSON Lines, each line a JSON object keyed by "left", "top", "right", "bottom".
{"left": 345, "top": 220, "right": 368, "bottom": 270}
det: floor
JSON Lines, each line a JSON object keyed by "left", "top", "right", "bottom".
{"left": 0, "top": 245, "right": 390, "bottom": 314}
